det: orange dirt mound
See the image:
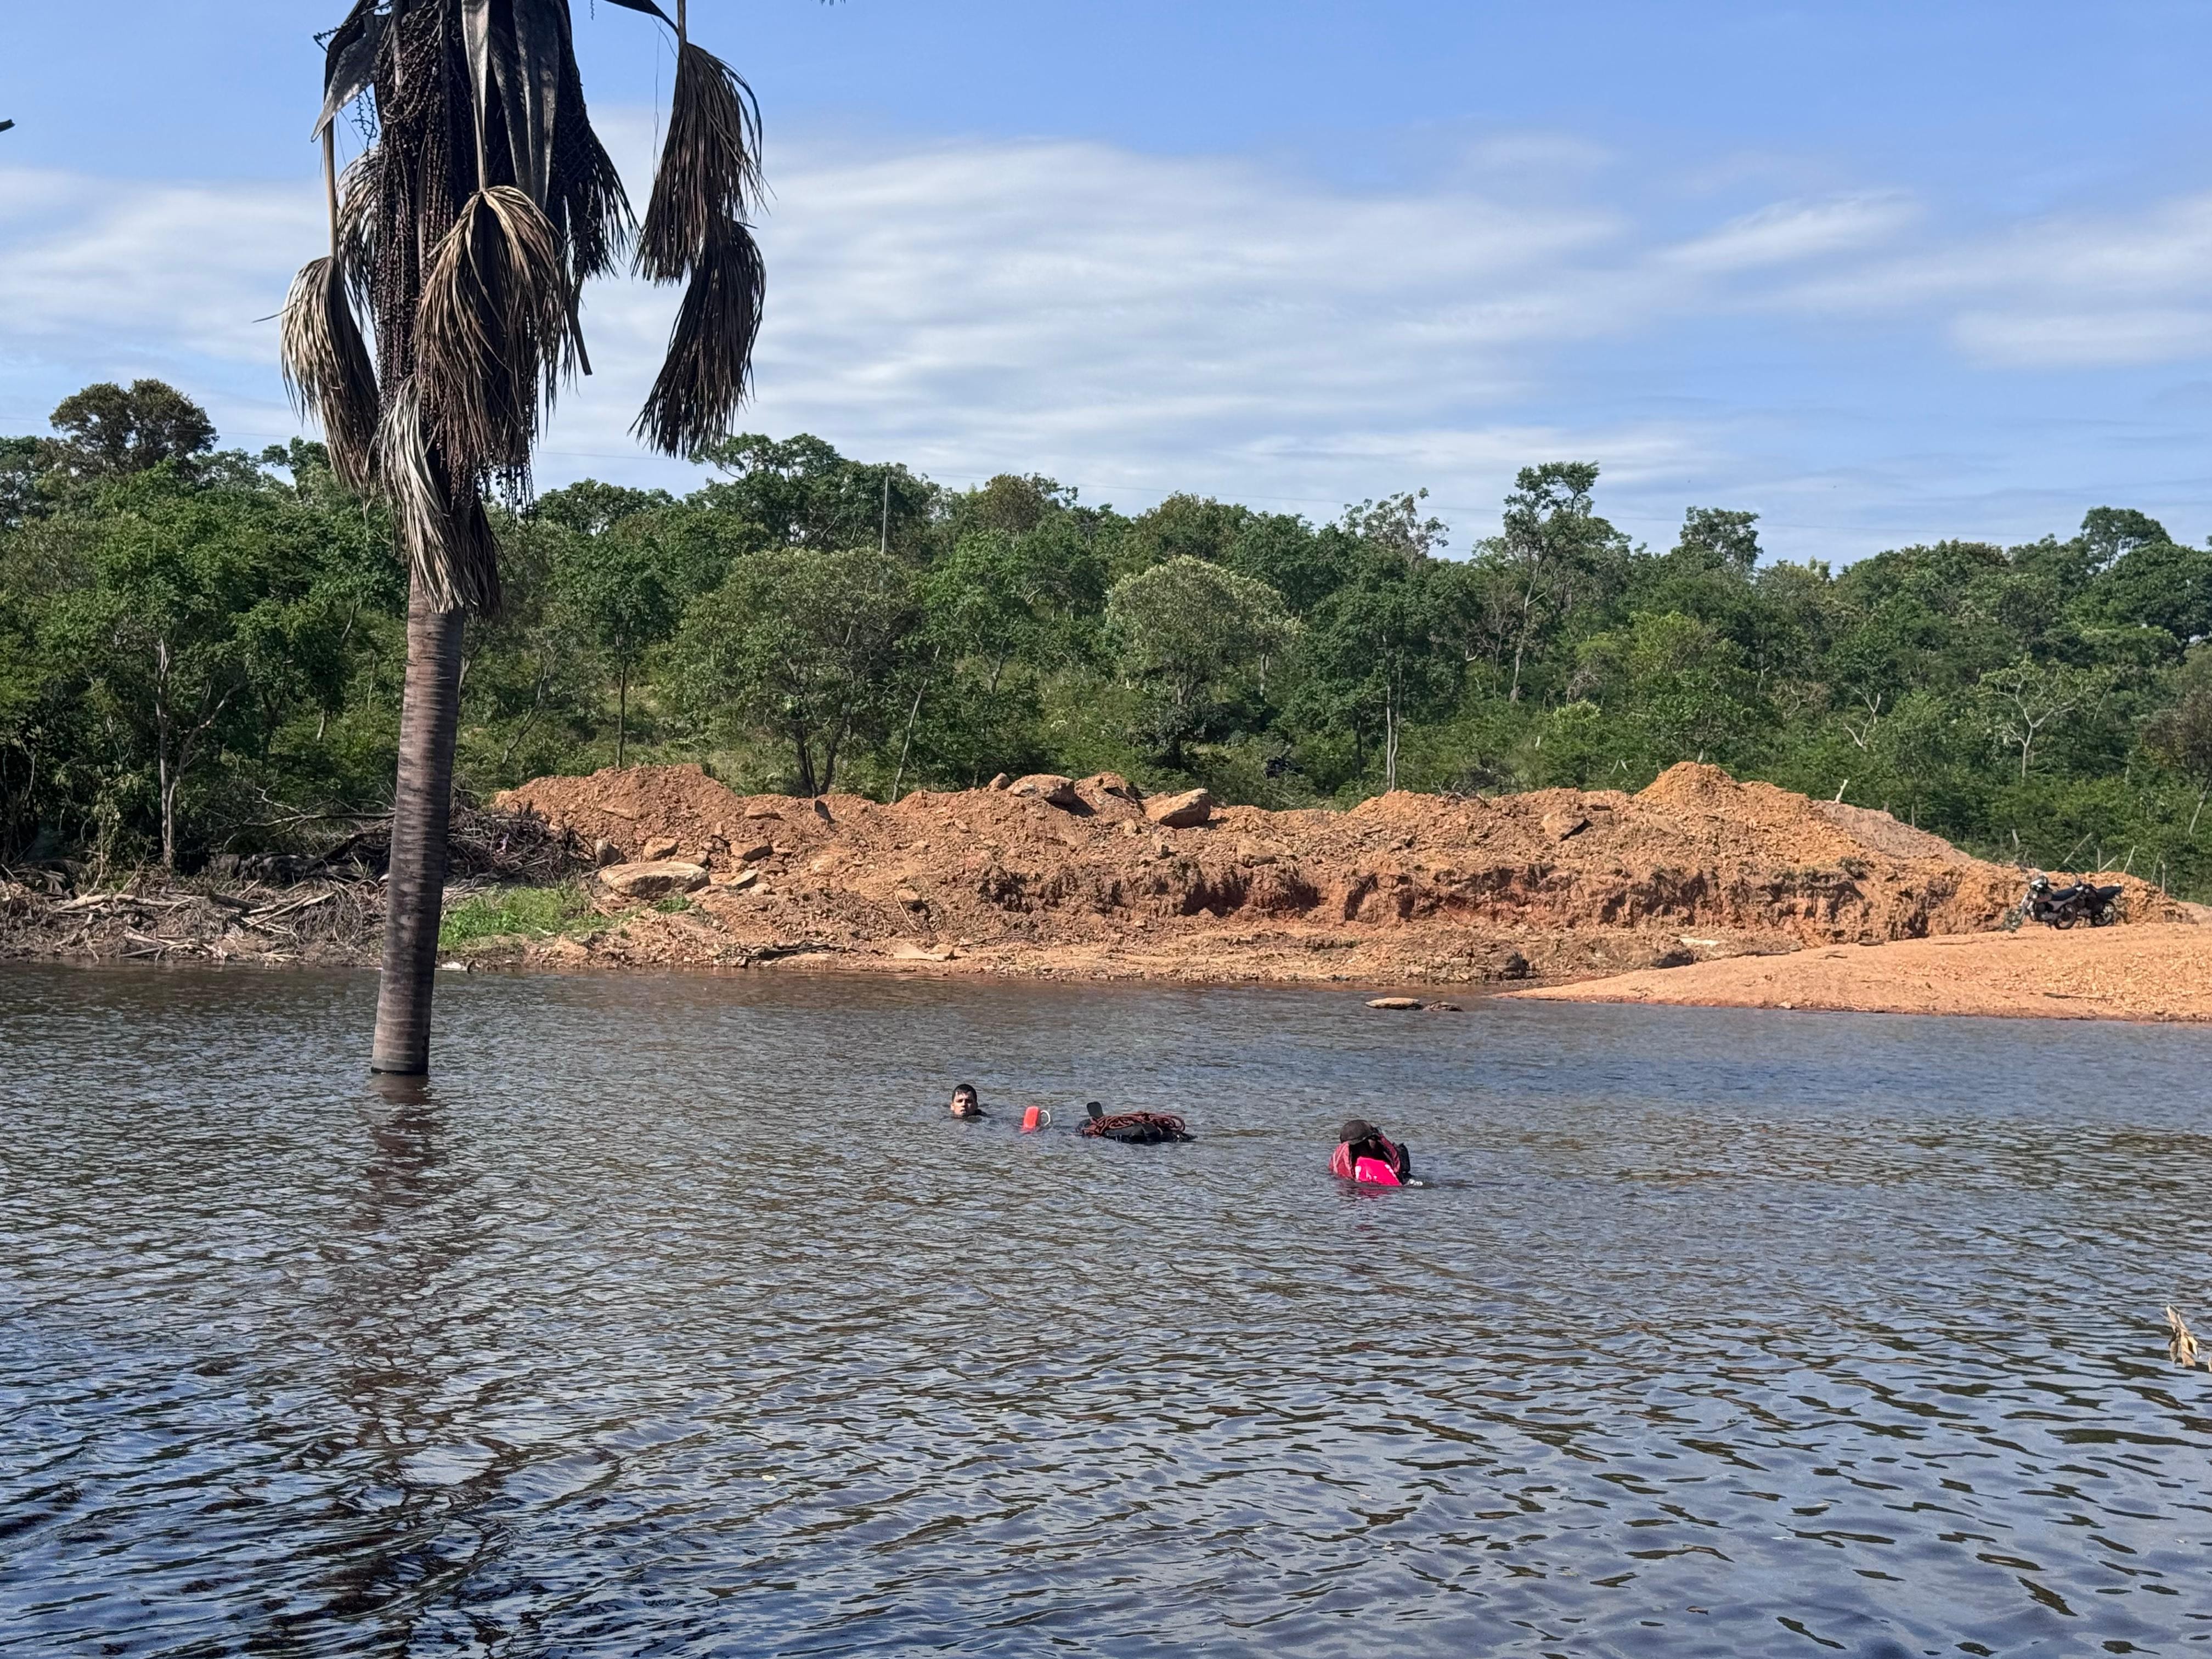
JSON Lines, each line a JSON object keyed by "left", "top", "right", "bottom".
{"left": 484, "top": 762, "right": 2189, "bottom": 982}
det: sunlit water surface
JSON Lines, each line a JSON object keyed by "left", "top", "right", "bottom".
{"left": 3, "top": 964, "right": 2210, "bottom": 1657}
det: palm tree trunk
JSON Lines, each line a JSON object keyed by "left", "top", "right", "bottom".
{"left": 371, "top": 586, "right": 466, "bottom": 1075}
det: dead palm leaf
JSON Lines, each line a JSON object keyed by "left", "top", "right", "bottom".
{"left": 414, "top": 183, "right": 573, "bottom": 476}
{"left": 637, "top": 39, "right": 763, "bottom": 282}
{"left": 377, "top": 377, "right": 501, "bottom": 616}
{"left": 280, "top": 257, "right": 382, "bottom": 493}
{"left": 549, "top": 57, "right": 633, "bottom": 288}
{"left": 280, "top": 126, "right": 381, "bottom": 493}
{"left": 634, "top": 216, "right": 764, "bottom": 457}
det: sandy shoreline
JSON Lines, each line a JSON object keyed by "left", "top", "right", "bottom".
{"left": 1509, "top": 922, "right": 2212, "bottom": 1023}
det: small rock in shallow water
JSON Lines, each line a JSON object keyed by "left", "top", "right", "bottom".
{"left": 1368, "top": 996, "right": 1423, "bottom": 1010}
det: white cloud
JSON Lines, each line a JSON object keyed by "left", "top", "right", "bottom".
{"left": 1952, "top": 307, "right": 2212, "bottom": 368}
{"left": 1779, "top": 190, "right": 2212, "bottom": 369}
{"left": 0, "top": 164, "right": 317, "bottom": 367}
{"left": 1659, "top": 193, "right": 1917, "bottom": 274}
{"left": 4, "top": 128, "right": 2212, "bottom": 562}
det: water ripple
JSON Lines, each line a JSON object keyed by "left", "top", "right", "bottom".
{"left": 4, "top": 965, "right": 2210, "bottom": 1655}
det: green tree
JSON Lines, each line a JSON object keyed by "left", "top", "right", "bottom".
{"left": 1573, "top": 610, "right": 1763, "bottom": 770}
{"left": 1977, "top": 658, "right": 2107, "bottom": 780}
{"left": 890, "top": 532, "right": 1050, "bottom": 791}
{"left": 668, "top": 546, "right": 918, "bottom": 796}
{"left": 41, "top": 381, "right": 216, "bottom": 482}
{"left": 48, "top": 478, "right": 356, "bottom": 867}
{"left": 692, "top": 434, "right": 936, "bottom": 554}
{"left": 1673, "top": 506, "right": 1762, "bottom": 576}
{"left": 1465, "top": 462, "right": 1631, "bottom": 701}
{"left": 0, "top": 437, "right": 46, "bottom": 530}
{"left": 1105, "top": 556, "right": 1294, "bottom": 766}
{"left": 2146, "top": 649, "right": 2212, "bottom": 836}
{"left": 556, "top": 517, "right": 682, "bottom": 768}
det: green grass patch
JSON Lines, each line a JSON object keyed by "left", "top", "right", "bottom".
{"left": 652, "top": 894, "right": 693, "bottom": 914}
{"left": 439, "top": 883, "right": 597, "bottom": 950}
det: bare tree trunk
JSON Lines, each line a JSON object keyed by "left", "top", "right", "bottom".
{"left": 889, "top": 646, "right": 939, "bottom": 803}
{"left": 371, "top": 588, "right": 466, "bottom": 1075}
{"left": 154, "top": 639, "right": 177, "bottom": 870}
{"left": 616, "top": 660, "right": 629, "bottom": 769}
{"left": 159, "top": 762, "right": 178, "bottom": 872}
{"left": 499, "top": 654, "right": 554, "bottom": 771}
{"left": 792, "top": 722, "right": 819, "bottom": 799}
{"left": 1509, "top": 584, "right": 1537, "bottom": 703}
{"left": 1383, "top": 669, "right": 1400, "bottom": 793}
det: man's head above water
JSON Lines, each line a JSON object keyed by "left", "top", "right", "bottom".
{"left": 949, "top": 1084, "right": 985, "bottom": 1118}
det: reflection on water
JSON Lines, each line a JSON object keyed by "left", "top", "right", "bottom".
{"left": 4, "top": 963, "right": 2210, "bottom": 1656}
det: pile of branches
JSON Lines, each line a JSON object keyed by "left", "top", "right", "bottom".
{"left": 313, "top": 804, "right": 593, "bottom": 884}
{"left": 0, "top": 872, "right": 386, "bottom": 965}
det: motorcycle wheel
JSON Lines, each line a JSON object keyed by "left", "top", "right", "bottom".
{"left": 2091, "top": 906, "right": 2118, "bottom": 928}
{"left": 2051, "top": 912, "right": 2076, "bottom": 929}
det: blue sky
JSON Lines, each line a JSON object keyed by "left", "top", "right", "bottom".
{"left": 4, "top": 2, "right": 2211, "bottom": 562}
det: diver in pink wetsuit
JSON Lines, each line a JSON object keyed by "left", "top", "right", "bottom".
{"left": 1331, "top": 1118, "right": 1412, "bottom": 1186}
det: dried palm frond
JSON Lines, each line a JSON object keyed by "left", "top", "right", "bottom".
{"left": 549, "top": 67, "right": 633, "bottom": 287}
{"left": 281, "top": 123, "right": 382, "bottom": 493}
{"left": 2168, "top": 1305, "right": 2202, "bottom": 1368}
{"left": 313, "top": 0, "right": 386, "bottom": 143}
{"left": 279, "top": 256, "right": 381, "bottom": 494}
{"left": 377, "top": 378, "right": 501, "bottom": 616}
{"left": 297, "top": 0, "right": 751, "bottom": 620}
{"left": 337, "top": 149, "right": 383, "bottom": 314}
{"left": 634, "top": 216, "right": 764, "bottom": 457}
{"left": 414, "top": 184, "right": 574, "bottom": 474}
{"left": 637, "top": 41, "right": 763, "bottom": 283}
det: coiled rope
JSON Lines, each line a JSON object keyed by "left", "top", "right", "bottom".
{"left": 1080, "top": 1110, "right": 1189, "bottom": 1141}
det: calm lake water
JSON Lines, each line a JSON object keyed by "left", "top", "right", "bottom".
{"left": 3, "top": 964, "right": 2210, "bottom": 1657}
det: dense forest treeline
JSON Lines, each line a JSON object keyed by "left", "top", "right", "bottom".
{"left": 7, "top": 380, "right": 2212, "bottom": 893}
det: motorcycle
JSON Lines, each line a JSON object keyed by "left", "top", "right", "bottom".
{"left": 2013, "top": 872, "right": 2124, "bottom": 930}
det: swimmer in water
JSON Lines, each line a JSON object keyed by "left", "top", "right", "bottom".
{"left": 948, "top": 1083, "right": 987, "bottom": 1119}
{"left": 1332, "top": 1118, "right": 1412, "bottom": 1185}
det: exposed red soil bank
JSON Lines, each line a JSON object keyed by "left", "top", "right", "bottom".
{"left": 483, "top": 762, "right": 2186, "bottom": 985}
